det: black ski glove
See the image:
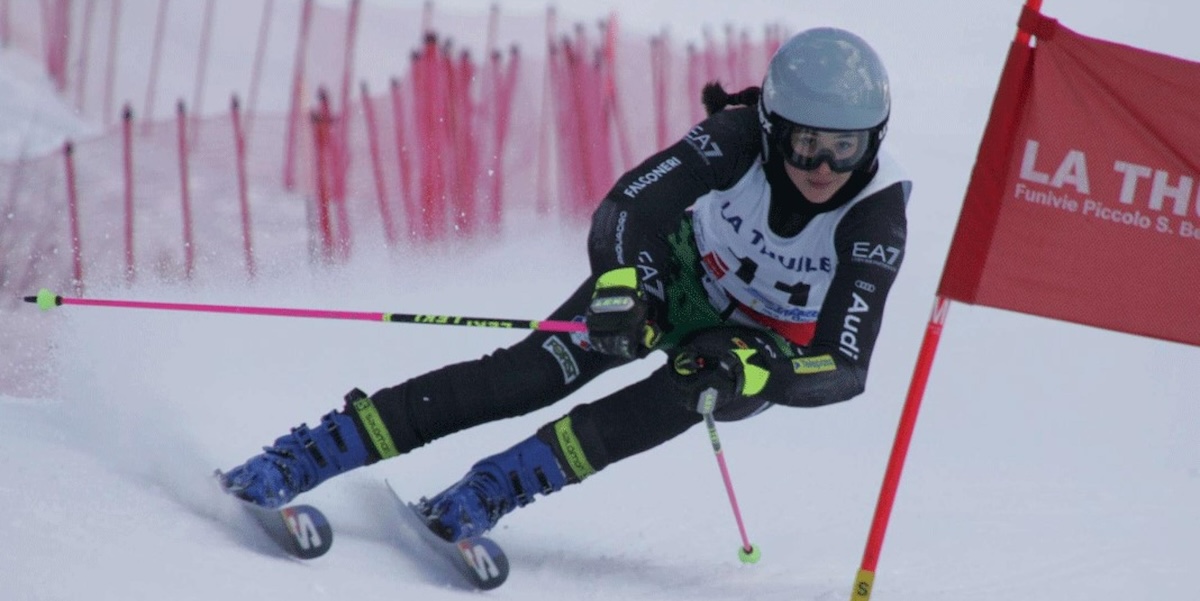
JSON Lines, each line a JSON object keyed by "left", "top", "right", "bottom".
{"left": 669, "top": 327, "right": 775, "bottom": 414}
{"left": 585, "top": 267, "right": 660, "bottom": 359}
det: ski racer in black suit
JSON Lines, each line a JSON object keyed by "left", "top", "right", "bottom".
{"left": 222, "top": 26, "right": 911, "bottom": 543}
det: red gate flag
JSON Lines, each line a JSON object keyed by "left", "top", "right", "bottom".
{"left": 939, "top": 7, "right": 1200, "bottom": 347}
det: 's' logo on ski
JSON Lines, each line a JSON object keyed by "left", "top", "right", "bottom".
{"left": 283, "top": 507, "right": 324, "bottom": 550}
{"left": 458, "top": 541, "right": 500, "bottom": 580}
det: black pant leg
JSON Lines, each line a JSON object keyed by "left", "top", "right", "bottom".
{"left": 537, "top": 365, "right": 702, "bottom": 478}
{"left": 366, "top": 277, "right": 629, "bottom": 454}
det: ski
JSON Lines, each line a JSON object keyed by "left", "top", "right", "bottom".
{"left": 215, "top": 470, "right": 333, "bottom": 560}
{"left": 384, "top": 480, "right": 509, "bottom": 590}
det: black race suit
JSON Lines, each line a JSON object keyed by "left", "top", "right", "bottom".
{"left": 365, "top": 107, "right": 910, "bottom": 480}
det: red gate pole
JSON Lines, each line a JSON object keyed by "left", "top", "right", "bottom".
{"left": 849, "top": 5, "right": 1042, "bottom": 600}
{"left": 849, "top": 297, "right": 951, "bottom": 600}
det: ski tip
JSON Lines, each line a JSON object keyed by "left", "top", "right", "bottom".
{"left": 215, "top": 469, "right": 335, "bottom": 560}
{"left": 25, "top": 289, "right": 62, "bottom": 311}
{"left": 213, "top": 469, "right": 232, "bottom": 492}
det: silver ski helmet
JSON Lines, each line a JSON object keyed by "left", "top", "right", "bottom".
{"left": 759, "top": 27, "right": 890, "bottom": 173}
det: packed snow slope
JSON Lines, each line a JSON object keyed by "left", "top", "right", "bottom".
{"left": 2, "top": 1, "right": 1197, "bottom": 600}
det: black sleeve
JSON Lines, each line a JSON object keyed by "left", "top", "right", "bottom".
{"left": 762, "top": 181, "right": 910, "bottom": 407}
{"left": 587, "top": 108, "right": 761, "bottom": 274}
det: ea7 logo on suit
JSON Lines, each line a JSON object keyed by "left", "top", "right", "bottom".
{"left": 851, "top": 241, "right": 902, "bottom": 271}
{"left": 685, "top": 125, "right": 724, "bottom": 164}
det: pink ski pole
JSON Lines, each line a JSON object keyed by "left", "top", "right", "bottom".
{"left": 24, "top": 289, "right": 587, "bottom": 334}
{"left": 699, "top": 389, "right": 762, "bottom": 564}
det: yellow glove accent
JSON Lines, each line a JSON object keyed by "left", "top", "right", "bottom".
{"left": 641, "top": 323, "right": 662, "bottom": 349}
{"left": 594, "top": 266, "right": 639, "bottom": 292}
{"left": 732, "top": 349, "right": 770, "bottom": 396}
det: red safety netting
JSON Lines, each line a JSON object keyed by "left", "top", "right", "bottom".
{"left": 0, "top": 0, "right": 785, "bottom": 395}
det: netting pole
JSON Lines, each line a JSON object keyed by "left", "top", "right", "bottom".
{"left": 0, "top": 0, "right": 9, "bottom": 48}
{"left": 335, "top": 0, "right": 361, "bottom": 204}
{"left": 283, "top": 0, "right": 313, "bottom": 190}
{"left": 73, "top": 0, "right": 97, "bottom": 112}
{"left": 534, "top": 6, "right": 557, "bottom": 216}
{"left": 360, "top": 82, "right": 396, "bottom": 246}
{"left": 102, "top": 0, "right": 121, "bottom": 128}
{"left": 311, "top": 105, "right": 334, "bottom": 262}
{"left": 244, "top": 0, "right": 274, "bottom": 142}
{"left": 121, "top": 105, "right": 135, "bottom": 284}
{"left": 175, "top": 101, "right": 195, "bottom": 279}
{"left": 63, "top": 141, "right": 83, "bottom": 295}
{"left": 650, "top": 33, "right": 668, "bottom": 151}
{"left": 231, "top": 96, "right": 256, "bottom": 278}
{"left": 142, "top": 0, "right": 169, "bottom": 131}
{"left": 189, "top": 0, "right": 215, "bottom": 147}
{"left": 388, "top": 76, "right": 415, "bottom": 236}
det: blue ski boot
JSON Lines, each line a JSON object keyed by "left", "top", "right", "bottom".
{"left": 419, "top": 435, "right": 569, "bottom": 542}
{"left": 221, "top": 390, "right": 380, "bottom": 508}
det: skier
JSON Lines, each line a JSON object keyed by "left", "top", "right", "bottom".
{"left": 222, "top": 27, "right": 910, "bottom": 543}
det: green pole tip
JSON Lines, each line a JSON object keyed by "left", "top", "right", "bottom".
{"left": 738, "top": 544, "right": 761, "bottom": 564}
{"left": 34, "top": 288, "right": 61, "bottom": 311}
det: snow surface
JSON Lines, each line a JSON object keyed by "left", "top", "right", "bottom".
{"left": 3, "top": 1, "right": 1199, "bottom": 600}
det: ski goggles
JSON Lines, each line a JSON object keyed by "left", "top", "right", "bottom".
{"left": 772, "top": 122, "right": 873, "bottom": 173}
